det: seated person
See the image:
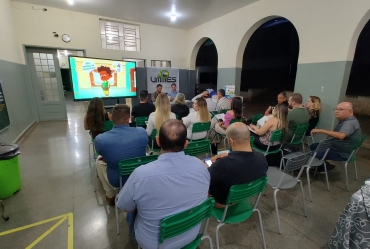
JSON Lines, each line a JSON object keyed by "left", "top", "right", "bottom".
{"left": 167, "top": 83, "right": 178, "bottom": 101}
{"left": 305, "top": 96, "right": 321, "bottom": 135}
{"left": 310, "top": 102, "right": 362, "bottom": 172}
{"left": 212, "top": 96, "right": 242, "bottom": 135}
{"left": 84, "top": 97, "right": 112, "bottom": 139}
{"left": 151, "top": 84, "right": 162, "bottom": 103}
{"left": 117, "top": 120, "right": 210, "bottom": 249}
{"left": 207, "top": 122, "right": 268, "bottom": 207}
{"left": 171, "top": 93, "right": 189, "bottom": 119}
{"left": 147, "top": 93, "right": 176, "bottom": 147}
{"left": 182, "top": 97, "right": 211, "bottom": 140}
{"left": 285, "top": 93, "right": 310, "bottom": 142}
{"left": 94, "top": 104, "right": 148, "bottom": 206}
{"left": 215, "top": 89, "right": 231, "bottom": 113}
{"left": 192, "top": 90, "right": 216, "bottom": 112}
{"left": 249, "top": 104, "right": 288, "bottom": 151}
{"left": 131, "top": 90, "right": 156, "bottom": 127}
{"left": 264, "top": 91, "right": 288, "bottom": 116}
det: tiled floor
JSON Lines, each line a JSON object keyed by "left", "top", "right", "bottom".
{"left": 0, "top": 93, "right": 369, "bottom": 249}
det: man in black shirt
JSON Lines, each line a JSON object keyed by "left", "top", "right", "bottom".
{"left": 208, "top": 122, "right": 268, "bottom": 207}
{"left": 131, "top": 90, "right": 155, "bottom": 127}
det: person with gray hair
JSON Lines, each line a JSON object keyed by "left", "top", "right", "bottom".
{"left": 171, "top": 93, "right": 189, "bottom": 119}
{"left": 207, "top": 122, "right": 268, "bottom": 207}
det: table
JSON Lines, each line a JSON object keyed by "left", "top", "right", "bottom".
{"left": 327, "top": 184, "right": 370, "bottom": 249}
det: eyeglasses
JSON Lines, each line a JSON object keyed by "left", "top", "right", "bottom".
{"left": 333, "top": 108, "right": 351, "bottom": 111}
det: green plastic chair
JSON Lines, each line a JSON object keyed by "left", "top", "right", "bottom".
{"left": 190, "top": 122, "right": 211, "bottom": 141}
{"left": 251, "top": 114, "right": 263, "bottom": 125}
{"left": 154, "top": 197, "right": 215, "bottom": 249}
{"left": 230, "top": 118, "right": 244, "bottom": 124}
{"left": 288, "top": 123, "right": 309, "bottom": 152}
{"left": 336, "top": 134, "right": 366, "bottom": 191}
{"left": 250, "top": 135, "right": 255, "bottom": 147}
{"left": 135, "top": 116, "right": 149, "bottom": 128}
{"left": 175, "top": 114, "right": 180, "bottom": 120}
{"left": 306, "top": 118, "right": 320, "bottom": 146}
{"left": 90, "top": 120, "right": 114, "bottom": 167}
{"left": 251, "top": 129, "right": 284, "bottom": 157}
{"left": 116, "top": 155, "right": 158, "bottom": 234}
{"left": 212, "top": 176, "right": 268, "bottom": 249}
{"left": 211, "top": 109, "right": 228, "bottom": 120}
{"left": 147, "top": 129, "right": 161, "bottom": 152}
{"left": 184, "top": 140, "right": 211, "bottom": 157}
{"left": 215, "top": 118, "right": 244, "bottom": 149}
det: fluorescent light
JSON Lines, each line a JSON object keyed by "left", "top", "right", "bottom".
{"left": 68, "top": 0, "right": 74, "bottom": 5}
{"left": 170, "top": 14, "right": 177, "bottom": 22}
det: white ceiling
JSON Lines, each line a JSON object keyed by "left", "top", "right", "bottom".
{"left": 14, "top": 0, "right": 259, "bottom": 30}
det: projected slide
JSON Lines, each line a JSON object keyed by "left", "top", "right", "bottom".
{"left": 69, "top": 56, "right": 137, "bottom": 101}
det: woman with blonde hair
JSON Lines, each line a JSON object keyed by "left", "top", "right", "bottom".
{"left": 249, "top": 103, "right": 288, "bottom": 151}
{"left": 146, "top": 93, "right": 176, "bottom": 137}
{"left": 183, "top": 97, "right": 211, "bottom": 140}
{"left": 171, "top": 93, "right": 189, "bottom": 120}
{"left": 305, "top": 96, "right": 322, "bottom": 135}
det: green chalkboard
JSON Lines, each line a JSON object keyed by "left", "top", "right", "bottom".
{"left": 0, "top": 79, "right": 10, "bottom": 132}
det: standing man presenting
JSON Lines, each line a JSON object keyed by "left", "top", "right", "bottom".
{"left": 310, "top": 102, "right": 362, "bottom": 171}
{"left": 151, "top": 84, "right": 162, "bottom": 103}
{"left": 116, "top": 120, "right": 210, "bottom": 249}
{"left": 167, "top": 83, "right": 178, "bottom": 101}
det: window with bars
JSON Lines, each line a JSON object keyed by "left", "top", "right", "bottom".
{"left": 151, "top": 60, "right": 171, "bottom": 68}
{"left": 100, "top": 19, "right": 141, "bottom": 51}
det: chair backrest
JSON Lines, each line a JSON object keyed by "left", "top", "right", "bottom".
{"left": 184, "top": 140, "right": 211, "bottom": 157}
{"left": 230, "top": 118, "right": 244, "bottom": 124}
{"left": 315, "top": 118, "right": 321, "bottom": 128}
{"left": 290, "top": 123, "right": 309, "bottom": 143}
{"left": 191, "top": 122, "right": 211, "bottom": 134}
{"left": 225, "top": 176, "right": 267, "bottom": 205}
{"left": 210, "top": 111, "right": 218, "bottom": 118}
{"left": 103, "top": 120, "right": 114, "bottom": 131}
{"left": 159, "top": 198, "right": 215, "bottom": 244}
{"left": 314, "top": 138, "right": 334, "bottom": 154}
{"left": 220, "top": 109, "right": 228, "bottom": 114}
{"left": 175, "top": 114, "right": 180, "bottom": 120}
{"left": 269, "top": 129, "right": 284, "bottom": 144}
{"left": 354, "top": 134, "right": 367, "bottom": 151}
{"left": 250, "top": 135, "right": 255, "bottom": 147}
{"left": 284, "top": 152, "right": 311, "bottom": 172}
{"left": 251, "top": 114, "right": 263, "bottom": 125}
{"left": 151, "top": 129, "right": 157, "bottom": 139}
{"left": 135, "top": 116, "right": 149, "bottom": 127}
{"left": 118, "top": 155, "right": 158, "bottom": 177}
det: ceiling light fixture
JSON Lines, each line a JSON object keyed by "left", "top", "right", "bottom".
{"left": 170, "top": 5, "right": 177, "bottom": 22}
{"left": 68, "top": 0, "right": 74, "bottom": 5}
{"left": 170, "top": 14, "right": 177, "bottom": 22}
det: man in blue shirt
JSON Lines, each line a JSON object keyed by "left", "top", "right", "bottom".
{"left": 116, "top": 120, "right": 210, "bottom": 249}
{"left": 167, "top": 83, "right": 178, "bottom": 101}
{"left": 95, "top": 104, "right": 148, "bottom": 206}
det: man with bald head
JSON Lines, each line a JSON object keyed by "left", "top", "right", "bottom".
{"left": 207, "top": 122, "right": 268, "bottom": 206}
{"left": 117, "top": 119, "right": 210, "bottom": 249}
{"left": 310, "top": 102, "right": 362, "bottom": 171}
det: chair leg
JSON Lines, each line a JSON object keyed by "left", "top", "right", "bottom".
{"left": 115, "top": 197, "right": 120, "bottom": 234}
{"left": 323, "top": 162, "right": 330, "bottom": 191}
{"left": 298, "top": 180, "right": 307, "bottom": 217}
{"left": 302, "top": 142, "right": 305, "bottom": 153}
{"left": 354, "top": 161, "right": 358, "bottom": 181}
{"left": 273, "top": 189, "right": 282, "bottom": 234}
{"left": 344, "top": 162, "right": 349, "bottom": 192}
{"left": 215, "top": 223, "right": 224, "bottom": 249}
{"left": 88, "top": 143, "right": 93, "bottom": 168}
{"left": 306, "top": 167, "right": 312, "bottom": 202}
{"left": 255, "top": 209, "right": 267, "bottom": 249}
{"left": 94, "top": 163, "right": 98, "bottom": 192}
{"left": 201, "top": 235, "right": 214, "bottom": 249}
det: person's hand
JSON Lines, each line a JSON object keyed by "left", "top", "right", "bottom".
{"left": 264, "top": 106, "right": 272, "bottom": 116}
{"left": 107, "top": 112, "right": 112, "bottom": 120}
{"left": 249, "top": 124, "right": 256, "bottom": 130}
{"left": 218, "top": 121, "right": 224, "bottom": 127}
{"left": 202, "top": 91, "right": 209, "bottom": 98}
{"left": 310, "top": 129, "right": 319, "bottom": 136}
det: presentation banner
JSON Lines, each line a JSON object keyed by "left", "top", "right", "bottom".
{"left": 147, "top": 67, "right": 179, "bottom": 94}
{"left": 0, "top": 79, "right": 10, "bottom": 132}
{"left": 224, "top": 84, "right": 235, "bottom": 101}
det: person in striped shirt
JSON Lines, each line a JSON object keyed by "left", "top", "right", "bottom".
{"left": 216, "top": 89, "right": 231, "bottom": 112}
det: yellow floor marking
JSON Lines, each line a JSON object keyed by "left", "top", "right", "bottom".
{"left": 0, "top": 212, "right": 73, "bottom": 249}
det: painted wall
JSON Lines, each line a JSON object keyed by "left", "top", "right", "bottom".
{"left": 0, "top": 0, "right": 36, "bottom": 143}
{"left": 187, "top": 0, "right": 370, "bottom": 130}
{"left": 12, "top": 2, "right": 189, "bottom": 69}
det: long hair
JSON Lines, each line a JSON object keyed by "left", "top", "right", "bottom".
{"left": 274, "top": 104, "right": 289, "bottom": 132}
{"left": 155, "top": 93, "right": 171, "bottom": 131}
{"left": 231, "top": 97, "right": 242, "bottom": 119}
{"left": 309, "top": 96, "right": 322, "bottom": 114}
{"left": 174, "top": 93, "right": 186, "bottom": 105}
{"left": 195, "top": 98, "right": 210, "bottom": 122}
{"left": 86, "top": 97, "right": 106, "bottom": 131}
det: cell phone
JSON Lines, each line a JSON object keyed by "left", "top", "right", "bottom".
{"left": 218, "top": 119, "right": 223, "bottom": 122}
{"left": 205, "top": 158, "right": 212, "bottom": 167}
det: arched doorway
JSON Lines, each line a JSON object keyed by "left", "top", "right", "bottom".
{"left": 194, "top": 38, "right": 218, "bottom": 95}
{"left": 240, "top": 18, "right": 299, "bottom": 102}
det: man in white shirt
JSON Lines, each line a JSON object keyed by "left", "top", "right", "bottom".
{"left": 191, "top": 90, "right": 216, "bottom": 112}
{"left": 216, "top": 89, "right": 231, "bottom": 113}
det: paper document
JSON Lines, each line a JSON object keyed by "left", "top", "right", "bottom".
{"left": 215, "top": 114, "right": 225, "bottom": 121}
{"left": 248, "top": 126, "right": 257, "bottom": 134}
{"left": 217, "top": 150, "right": 230, "bottom": 155}
{"left": 257, "top": 115, "right": 273, "bottom": 127}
